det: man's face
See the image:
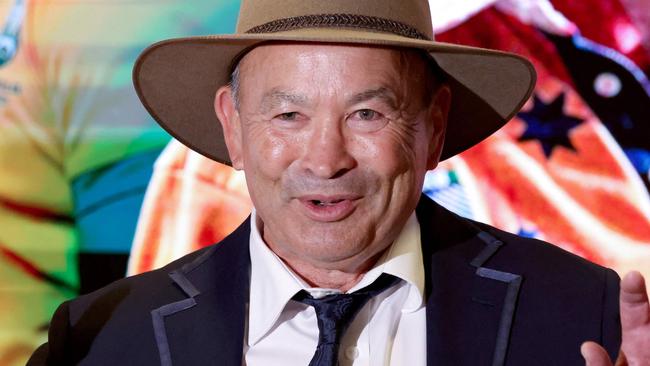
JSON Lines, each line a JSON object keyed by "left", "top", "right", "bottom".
{"left": 216, "top": 44, "right": 449, "bottom": 273}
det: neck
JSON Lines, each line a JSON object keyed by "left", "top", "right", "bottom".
{"left": 254, "top": 212, "right": 392, "bottom": 292}
{"left": 275, "top": 250, "right": 386, "bottom": 292}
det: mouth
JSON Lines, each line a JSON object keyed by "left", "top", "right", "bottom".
{"left": 297, "top": 195, "right": 360, "bottom": 222}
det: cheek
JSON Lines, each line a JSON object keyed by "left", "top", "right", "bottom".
{"left": 352, "top": 122, "right": 424, "bottom": 177}
{"left": 350, "top": 122, "right": 429, "bottom": 206}
{"left": 348, "top": 134, "right": 415, "bottom": 203}
{"left": 242, "top": 124, "right": 300, "bottom": 178}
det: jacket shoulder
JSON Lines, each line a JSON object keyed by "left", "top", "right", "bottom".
{"left": 477, "top": 220, "right": 618, "bottom": 282}
{"left": 70, "top": 244, "right": 214, "bottom": 313}
{"left": 70, "top": 215, "right": 251, "bottom": 315}
{"left": 474, "top": 220, "right": 622, "bottom": 360}
{"left": 30, "top": 218, "right": 252, "bottom": 365}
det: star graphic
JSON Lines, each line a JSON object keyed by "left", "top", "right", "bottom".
{"left": 517, "top": 93, "right": 584, "bottom": 157}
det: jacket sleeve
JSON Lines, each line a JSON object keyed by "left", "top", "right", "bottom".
{"left": 601, "top": 268, "right": 622, "bottom": 362}
{"left": 26, "top": 300, "right": 72, "bottom": 366}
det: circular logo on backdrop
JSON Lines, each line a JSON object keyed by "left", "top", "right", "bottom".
{"left": 0, "top": 0, "right": 25, "bottom": 67}
{"left": 0, "top": 34, "right": 18, "bottom": 66}
{"left": 0, "top": 0, "right": 25, "bottom": 106}
{"left": 593, "top": 72, "right": 622, "bottom": 98}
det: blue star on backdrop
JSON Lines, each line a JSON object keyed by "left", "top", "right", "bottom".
{"left": 518, "top": 93, "right": 584, "bottom": 158}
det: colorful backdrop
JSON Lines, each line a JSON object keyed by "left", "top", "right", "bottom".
{"left": 1, "top": 1, "right": 649, "bottom": 365}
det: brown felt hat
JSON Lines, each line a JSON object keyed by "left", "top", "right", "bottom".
{"left": 133, "top": 0, "right": 536, "bottom": 165}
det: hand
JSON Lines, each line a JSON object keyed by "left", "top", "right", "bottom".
{"left": 581, "top": 271, "right": 650, "bottom": 365}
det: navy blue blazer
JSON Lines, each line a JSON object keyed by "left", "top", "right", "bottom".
{"left": 28, "top": 196, "right": 621, "bottom": 365}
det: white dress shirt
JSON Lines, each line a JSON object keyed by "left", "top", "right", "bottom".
{"left": 243, "top": 210, "right": 427, "bottom": 366}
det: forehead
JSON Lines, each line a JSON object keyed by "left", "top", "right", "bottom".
{"left": 236, "top": 43, "right": 424, "bottom": 88}
{"left": 239, "top": 42, "right": 406, "bottom": 64}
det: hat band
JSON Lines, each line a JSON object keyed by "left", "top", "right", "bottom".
{"left": 245, "top": 13, "right": 431, "bottom": 41}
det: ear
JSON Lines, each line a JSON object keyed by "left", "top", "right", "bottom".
{"left": 426, "top": 84, "right": 451, "bottom": 170}
{"left": 214, "top": 86, "right": 244, "bottom": 170}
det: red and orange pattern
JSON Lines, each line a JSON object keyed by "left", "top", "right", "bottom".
{"left": 128, "top": 0, "right": 650, "bottom": 280}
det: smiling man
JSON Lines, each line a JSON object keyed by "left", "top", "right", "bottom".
{"left": 216, "top": 45, "right": 447, "bottom": 292}
{"left": 28, "top": 0, "right": 649, "bottom": 365}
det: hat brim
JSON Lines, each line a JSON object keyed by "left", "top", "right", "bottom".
{"left": 133, "top": 28, "right": 536, "bottom": 165}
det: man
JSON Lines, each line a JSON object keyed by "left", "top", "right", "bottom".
{"left": 28, "top": 0, "right": 649, "bottom": 365}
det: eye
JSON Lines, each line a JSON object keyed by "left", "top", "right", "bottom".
{"left": 271, "top": 111, "right": 307, "bottom": 129}
{"left": 276, "top": 112, "right": 299, "bottom": 121}
{"left": 347, "top": 109, "right": 388, "bottom": 132}
{"left": 356, "top": 109, "right": 378, "bottom": 120}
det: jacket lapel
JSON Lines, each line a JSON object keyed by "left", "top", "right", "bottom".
{"left": 417, "top": 196, "right": 523, "bottom": 366}
{"left": 151, "top": 218, "right": 252, "bottom": 366}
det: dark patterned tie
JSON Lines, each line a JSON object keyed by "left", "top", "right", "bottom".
{"left": 292, "top": 273, "right": 400, "bottom": 366}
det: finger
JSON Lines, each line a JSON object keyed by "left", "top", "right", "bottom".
{"left": 619, "top": 271, "right": 649, "bottom": 330}
{"left": 581, "top": 341, "right": 613, "bottom": 366}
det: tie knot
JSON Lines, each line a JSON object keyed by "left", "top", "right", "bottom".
{"left": 292, "top": 273, "right": 400, "bottom": 347}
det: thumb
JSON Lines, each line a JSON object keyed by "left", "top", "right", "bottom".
{"left": 619, "top": 271, "right": 649, "bottom": 330}
{"left": 581, "top": 341, "right": 613, "bottom": 366}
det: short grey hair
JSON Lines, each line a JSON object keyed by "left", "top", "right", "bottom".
{"left": 228, "top": 62, "right": 242, "bottom": 110}
{"left": 226, "top": 48, "right": 445, "bottom": 112}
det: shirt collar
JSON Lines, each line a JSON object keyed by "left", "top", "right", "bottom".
{"left": 247, "top": 209, "right": 425, "bottom": 346}
{"left": 248, "top": 210, "right": 305, "bottom": 346}
{"left": 348, "top": 213, "right": 424, "bottom": 312}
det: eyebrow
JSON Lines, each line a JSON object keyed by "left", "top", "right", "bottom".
{"left": 260, "top": 88, "right": 309, "bottom": 113}
{"left": 347, "top": 87, "right": 399, "bottom": 109}
{"left": 258, "top": 86, "right": 399, "bottom": 113}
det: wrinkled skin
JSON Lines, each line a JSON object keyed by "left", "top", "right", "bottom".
{"left": 214, "top": 44, "right": 449, "bottom": 291}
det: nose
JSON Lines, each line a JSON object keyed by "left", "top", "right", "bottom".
{"left": 300, "top": 120, "right": 356, "bottom": 178}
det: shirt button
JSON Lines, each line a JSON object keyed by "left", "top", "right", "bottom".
{"left": 344, "top": 346, "right": 359, "bottom": 360}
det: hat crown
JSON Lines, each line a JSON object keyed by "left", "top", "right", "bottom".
{"left": 236, "top": 0, "right": 434, "bottom": 40}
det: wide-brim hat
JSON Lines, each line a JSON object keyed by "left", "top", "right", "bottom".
{"left": 133, "top": 0, "right": 536, "bottom": 165}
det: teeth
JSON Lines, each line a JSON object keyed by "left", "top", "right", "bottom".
{"left": 311, "top": 199, "right": 345, "bottom": 206}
